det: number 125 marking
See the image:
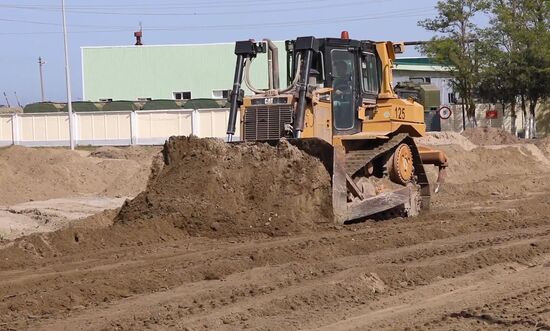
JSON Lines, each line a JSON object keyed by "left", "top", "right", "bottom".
{"left": 395, "top": 107, "right": 406, "bottom": 120}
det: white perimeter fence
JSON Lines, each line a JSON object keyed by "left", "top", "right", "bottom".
{"left": 0, "top": 108, "right": 239, "bottom": 147}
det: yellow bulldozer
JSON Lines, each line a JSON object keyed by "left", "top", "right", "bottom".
{"left": 226, "top": 32, "right": 448, "bottom": 223}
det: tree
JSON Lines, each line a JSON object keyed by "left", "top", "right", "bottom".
{"left": 477, "top": 7, "right": 522, "bottom": 133}
{"left": 419, "top": 0, "right": 489, "bottom": 128}
{"left": 515, "top": 0, "right": 550, "bottom": 138}
{"left": 480, "top": 0, "right": 549, "bottom": 137}
{"left": 477, "top": 59, "right": 518, "bottom": 131}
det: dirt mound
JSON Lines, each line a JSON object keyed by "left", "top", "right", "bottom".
{"left": 415, "top": 131, "right": 477, "bottom": 151}
{"left": 462, "top": 127, "right": 518, "bottom": 145}
{"left": 425, "top": 142, "right": 550, "bottom": 208}
{"left": 439, "top": 145, "right": 546, "bottom": 185}
{"left": 0, "top": 107, "right": 22, "bottom": 113}
{"left": 115, "top": 137, "right": 333, "bottom": 237}
{"left": 0, "top": 145, "right": 159, "bottom": 205}
{"left": 533, "top": 136, "right": 550, "bottom": 157}
{"left": 89, "top": 146, "right": 157, "bottom": 160}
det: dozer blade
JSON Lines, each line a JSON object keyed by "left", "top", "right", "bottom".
{"left": 286, "top": 137, "right": 423, "bottom": 224}
{"left": 231, "top": 137, "right": 425, "bottom": 224}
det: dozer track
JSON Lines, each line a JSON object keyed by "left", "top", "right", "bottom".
{"left": 345, "top": 134, "right": 412, "bottom": 176}
{"left": 332, "top": 134, "right": 430, "bottom": 223}
{"left": 286, "top": 134, "right": 431, "bottom": 224}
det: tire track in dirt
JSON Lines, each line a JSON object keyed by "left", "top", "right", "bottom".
{"left": 0, "top": 209, "right": 544, "bottom": 291}
{"left": 1, "top": 184, "right": 549, "bottom": 330}
{"left": 313, "top": 257, "right": 550, "bottom": 331}
{"left": 18, "top": 227, "right": 550, "bottom": 330}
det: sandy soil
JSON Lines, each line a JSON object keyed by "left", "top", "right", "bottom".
{"left": 116, "top": 137, "right": 333, "bottom": 237}
{"left": 0, "top": 145, "right": 161, "bottom": 239}
{"left": 0, "top": 134, "right": 549, "bottom": 330}
{"left": 0, "top": 197, "right": 127, "bottom": 240}
{"left": 462, "top": 127, "right": 519, "bottom": 146}
{"left": 0, "top": 145, "right": 160, "bottom": 206}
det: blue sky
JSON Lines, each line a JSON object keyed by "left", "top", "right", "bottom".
{"left": 0, "top": 0, "right": 440, "bottom": 106}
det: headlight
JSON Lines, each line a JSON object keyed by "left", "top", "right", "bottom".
{"left": 318, "top": 93, "right": 331, "bottom": 103}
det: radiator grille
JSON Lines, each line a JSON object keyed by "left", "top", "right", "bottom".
{"left": 243, "top": 105, "right": 293, "bottom": 141}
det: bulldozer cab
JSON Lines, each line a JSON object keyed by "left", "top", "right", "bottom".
{"left": 284, "top": 38, "right": 382, "bottom": 136}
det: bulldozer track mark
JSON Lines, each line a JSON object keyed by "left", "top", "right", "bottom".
{"left": 450, "top": 310, "right": 550, "bottom": 330}
{"left": 28, "top": 242, "right": 550, "bottom": 331}
{"left": 313, "top": 258, "right": 550, "bottom": 331}
{"left": 445, "top": 283, "right": 550, "bottom": 330}
{"left": 2, "top": 220, "right": 547, "bottom": 287}
{"left": 2, "top": 217, "right": 549, "bottom": 330}
{"left": 381, "top": 227, "right": 550, "bottom": 265}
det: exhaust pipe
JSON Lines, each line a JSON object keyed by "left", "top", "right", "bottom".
{"left": 293, "top": 37, "right": 318, "bottom": 135}
{"left": 263, "top": 39, "right": 280, "bottom": 90}
{"left": 227, "top": 54, "right": 245, "bottom": 140}
{"left": 227, "top": 40, "right": 259, "bottom": 140}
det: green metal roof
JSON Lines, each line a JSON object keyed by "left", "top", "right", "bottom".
{"left": 142, "top": 99, "right": 180, "bottom": 110}
{"left": 394, "top": 64, "right": 450, "bottom": 72}
{"left": 395, "top": 58, "right": 436, "bottom": 65}
{"left": 62, "top": 101, "right": 101, "bottom": 112}
{"left": 394, "top": 57, "right": 451, "bottom": 72}
{"left": 23, "top": 102, "right": 63, "bottom": 113}
{"left": 102, "top": 101, "right": 138, "bottom": 111}
{"left": 182, "top": 98, "right": 223, "bottom": 109}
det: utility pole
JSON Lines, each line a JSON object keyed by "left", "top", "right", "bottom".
{"left": 38, "top": 57, "right": 46, "bottom": 102}
{"left": 14, "top": 92, "right": 22, "bottom": 108}
{"left": 61, "top": 0, "right": 75, "bottom": 150}
{"left": 461, "top": 102, "right": 466, "bottom": 131}
{"left": 3, "top": 92, "right": 10, "bottom": 108}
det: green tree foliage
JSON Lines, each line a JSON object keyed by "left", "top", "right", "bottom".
{"left": 420, "top": 0, "right": 549, "bottom": 136}
{"left": 419, "top": 0, "right": 489, "bottom": 128}
{"left": 514, "top": 0, "right": 550, "bottom": 137}
{"left": 477, "top": 14, "right": 521, "bottom": 132}
{"left": 481, "top": 0, "right": 550, "bottom": 136}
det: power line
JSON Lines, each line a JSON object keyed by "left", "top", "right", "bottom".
{"left": 0, "top": 29, "right": 128, "bottom": 35}
{"left": 0, "top": 17, "right": 132, "bottom": 29}
{"left": 0, "top": 0, "right": 339, "bottom": 10}
{"left": 0, "top": 6, "right": 432, "bottom": 28}
{"left": 140, "top": 9, "right": 434, "bottom": 31}
{"left": 0, "top": 1, "right": 295, "bottom": 8}
{"left": 0, "top": 9, "right": 435, "bottom": 35}
{"left": 0, "top": 0, "right": 396, "bottom": 16}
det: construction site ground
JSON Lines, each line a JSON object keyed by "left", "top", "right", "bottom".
{"left": 0, "top": 129, "right": 549, "bottom": 331}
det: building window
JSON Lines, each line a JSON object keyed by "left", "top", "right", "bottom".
{"left": 410, "top": 77, "right": 432, "bottom": 84}
{"left": 173, "top": 91, "right": 191, "bottom": 100}
{"left": 448, "top": 92, "right": 457, "bottom": 104}
{"left": 212, "top": 89, "right": 231, "bottom": 99}
{"left": 410, "top": 77, "right": 425, "bottom": 84}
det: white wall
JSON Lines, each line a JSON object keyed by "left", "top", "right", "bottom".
{"left": 0, "top": 108, "right": 238, "bottom": 147}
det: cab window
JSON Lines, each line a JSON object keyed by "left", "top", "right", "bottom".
{"left": 361, "top": 52, "right": 379, "bottom": 94}
{"left": 331, "top": 49, "right": 355, "bottom": 130}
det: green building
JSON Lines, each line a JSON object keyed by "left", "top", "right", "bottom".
{"left": 81, "top": 42, "right": 287, "bottom": 102}
{"left": 81, "top": 43, "right": 454, "bottom": 108}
